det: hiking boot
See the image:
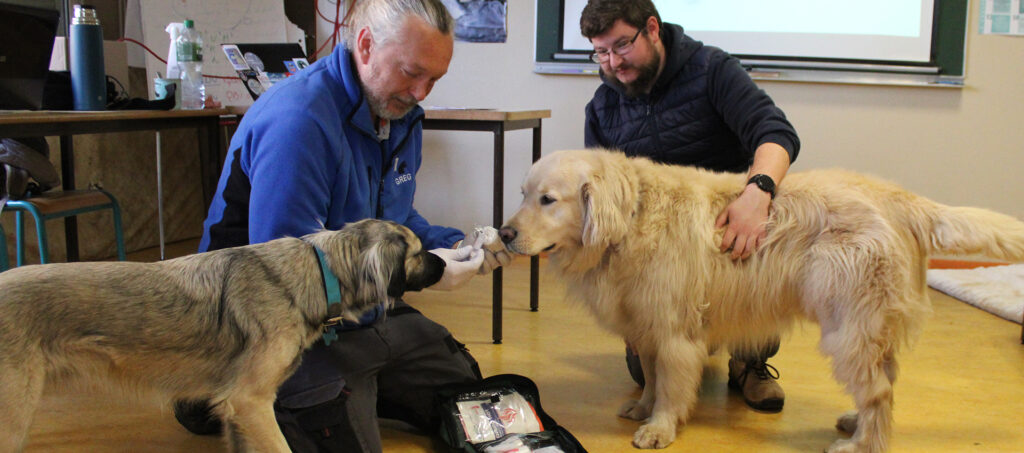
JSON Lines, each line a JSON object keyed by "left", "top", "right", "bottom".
{"left": 728, "top": 357, "right": 785, "bottom": 412}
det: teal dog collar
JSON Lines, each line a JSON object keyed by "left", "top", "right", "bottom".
{"left": 313, "top": 245, "right": 343, "bottom": 346}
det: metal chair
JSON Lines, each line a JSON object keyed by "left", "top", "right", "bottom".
{"left": 4, "top": 189, "right": 126, "bottom": 265}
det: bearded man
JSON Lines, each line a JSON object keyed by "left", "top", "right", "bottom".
{"left": 580, "top": 0, "right": 801, "bottom": 413}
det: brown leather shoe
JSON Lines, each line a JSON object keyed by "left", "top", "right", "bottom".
{"left": 728, "top": 357, "right": 785, "bottom": 412}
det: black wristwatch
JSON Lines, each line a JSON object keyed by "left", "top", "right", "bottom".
{"left": 747, "top": 174, "right": 776, "bottom": 199}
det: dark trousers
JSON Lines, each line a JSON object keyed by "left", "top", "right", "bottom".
{"left": 729, "top": 336, "right": 781, "bottom": 364}
{"left": 625, "top": 336, "right": 782, "bottom": 388}
{"left": 174, "top": 301, "right": 481, "bottom": 453}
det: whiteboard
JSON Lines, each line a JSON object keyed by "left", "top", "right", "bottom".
{"left": 562, "top": 0, "right": 935, "bottom": 63}
{"left": 136, "top": 0, "right": 299, "bottom": 107}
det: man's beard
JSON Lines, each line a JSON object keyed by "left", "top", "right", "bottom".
{"left": 361, "top": 81, "right": 418, "bottom": 120}
{"left": 601, "top": 45, "right": 662, "bottom": 99}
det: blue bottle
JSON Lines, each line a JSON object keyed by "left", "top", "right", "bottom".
{"left": 70, "top": 4, "right": 106, "bottom": 111}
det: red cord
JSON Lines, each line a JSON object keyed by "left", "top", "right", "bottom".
{"left": 118, "top": 37, "right": 236, "bottom": 80}
{"left": 314, "top": 0, "right": 335, "bottom": 22}
{"left": 340, "top": 0, "right": 357, "bottom": 27}
{"left": 118, "top": 37, "right": 166, "bottom": 64}
{"left": 311, "top": 0, "right": 358, "bottom": 60}
{"left": 121, "top": 1, "right": 357, "bottom": 69}
{"left": 333, "top": 0, "right": 341, "bottom": 47}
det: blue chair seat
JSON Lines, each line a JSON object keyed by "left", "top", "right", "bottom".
{"left": 3, "top": 189, "right": 126, "bottom": 266}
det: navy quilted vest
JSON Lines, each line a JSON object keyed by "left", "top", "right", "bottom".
{"left": 585, "top": 23, "right": 798, "bottom": 173}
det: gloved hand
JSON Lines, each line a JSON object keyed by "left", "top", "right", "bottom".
{"left": 428, "top": 246, "right": 485, "bottom": 291}
{"left": 463, "top": 226, "right": 513, "bottom": 274}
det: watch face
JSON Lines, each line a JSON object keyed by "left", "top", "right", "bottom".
{"left": 749, "top": 174, "right": 775, "bottom": 196}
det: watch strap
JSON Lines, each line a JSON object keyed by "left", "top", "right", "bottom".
{"left": 747, "top": 174, "right": 776, "bottom": 199}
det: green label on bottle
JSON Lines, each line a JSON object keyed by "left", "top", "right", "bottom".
{"left": 176, "top": 42, "right": 203, "bottom": 62}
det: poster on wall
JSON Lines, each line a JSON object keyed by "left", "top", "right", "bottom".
{"left": 979, "top": 0, "right": 1024, "bottom": 35}
{"left": 442, "top": 0, "right": 507, "bottom": 42}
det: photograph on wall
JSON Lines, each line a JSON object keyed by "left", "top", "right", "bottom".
{"left": 442, "top": 0, "right": 507, "bottom": 43}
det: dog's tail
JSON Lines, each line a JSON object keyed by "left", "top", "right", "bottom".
{"left": 923, "top": 203, "right": 1024, "bottom": 261}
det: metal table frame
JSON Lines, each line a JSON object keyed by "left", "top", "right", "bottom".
{"left": 0, "top": 109, "right": 227, "bottom": 261}
{"left": 423, "top": 109, "right": 549, "bottom": 344}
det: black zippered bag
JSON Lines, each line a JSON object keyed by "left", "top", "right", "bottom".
{"left": 435, "top": 374, "right": 587, "bottom": 453}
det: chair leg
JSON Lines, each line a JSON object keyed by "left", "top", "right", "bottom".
{"left": 28, "top": 206, "right": 49, "bottom": 265}
{"left": 0, "top": 223, "right": 8, "bottom": 271}
{"left": 109, "top": 194, "right": 126, "bottom": 261}
{"left": 15, "top": 210, "right": 25, "bottom": 267}
{"left": 8, "top": 190, "right": 127, "bottom": 265}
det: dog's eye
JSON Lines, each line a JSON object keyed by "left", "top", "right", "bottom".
{"left": 540, "top": 194, "right": 556, "bottom": 205}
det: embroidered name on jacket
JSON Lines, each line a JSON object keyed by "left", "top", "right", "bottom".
{"left": 393, "top": 159, "right": 411, "bottom": 185}
{"left": 395, "top": 173, "right": 412, "bottom": 185}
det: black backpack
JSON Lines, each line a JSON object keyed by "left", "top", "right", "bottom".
{"left": 0, "top": 137, "right": 60, "bottom": 214}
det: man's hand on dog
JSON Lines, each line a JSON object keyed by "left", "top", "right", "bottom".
{"left": 429, "top": 246, "right": 485, "bottom": 290}
{"left": 715, "top": 185, "right": 771, "bottom": 260}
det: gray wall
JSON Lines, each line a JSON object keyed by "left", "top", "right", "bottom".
{"left": 415, "top": 0, "right": 1024, "bottom": 235}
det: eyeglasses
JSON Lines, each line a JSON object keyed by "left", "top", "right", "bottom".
{"left": 590, "top": 28, "right": 643, "bottom": 64}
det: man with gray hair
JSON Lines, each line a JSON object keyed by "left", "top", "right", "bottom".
{"left": 173, "top": 1, "right": 508, "bottom": 451}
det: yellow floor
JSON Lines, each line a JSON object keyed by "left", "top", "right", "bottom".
{"left": 21, "top": 244, "right": 1024, "bottom": 452}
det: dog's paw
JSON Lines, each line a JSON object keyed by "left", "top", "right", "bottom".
{"left": 632, "top": 421, "right": 676, "bottom": 449}
{"left": 617, "top": 399, "right": 651, "bottom": 421}
{"left": 825, "top": 438, "right": 865, "bottom": 453}
{"left": 835, "top": 410, "right": 858, "bottom": 434}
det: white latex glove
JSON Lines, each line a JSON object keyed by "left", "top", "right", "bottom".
{"left": 428, "top": 246, "right": 485, "bottom": 291}
{"left": 463, "top": 226, "right": 513, "bottom": 274}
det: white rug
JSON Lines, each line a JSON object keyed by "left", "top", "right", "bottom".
{"left": 927, "top": 264, "right": 1024, "bottom": 324}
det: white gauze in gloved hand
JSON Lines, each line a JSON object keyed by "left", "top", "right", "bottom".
{"left": 429, "top": 246, "right": 485, "bottom": 291}
{"left": 464, "top": 226, "right": 512, "bottom": 274}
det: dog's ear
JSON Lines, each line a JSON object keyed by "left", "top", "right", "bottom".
{"left": 362, "top": 233, "right": 409, "bottom": 305}
{"left": 581, "top": 159, "right": 636, "bottom": 248}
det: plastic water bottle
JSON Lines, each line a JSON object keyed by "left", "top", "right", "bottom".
{"left": 70, "top": 4, "right": 106, "bottom": 111}
{"left": 175, "top": 19, "right": 205, "bottom": 110}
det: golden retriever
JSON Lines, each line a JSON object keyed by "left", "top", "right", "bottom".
{"left": 0, "top": 219, "right": 444, "bottom": 453}
{"left": 499, "top": 149, "right": 1024, "bottom": 452}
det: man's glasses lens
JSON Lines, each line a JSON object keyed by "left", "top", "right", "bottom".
{"left": 591, "top": 28, "right": 643, "bottom": 63}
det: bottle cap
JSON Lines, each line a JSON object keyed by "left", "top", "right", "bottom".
{"left": 184, "top": 19, "right": 194, "bottom": 28}
{"left": 72, "top": 4, "right": 100, "bottom": 25}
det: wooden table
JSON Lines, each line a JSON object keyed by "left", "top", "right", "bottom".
{"left": 423, "top": 108, "right": 550, "bottom": 344}
{"left": 0, "top": 109, "right": 229, "bottom": 261}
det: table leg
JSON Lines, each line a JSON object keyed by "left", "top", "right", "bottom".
{"left": 59, "top": 135, "right": 79, "bottom": 262}
{"left": 530, "top": 125, "right": 542, "bottom": 312}
{"left": 197, "top": 116, "right": 223, "bottom": 209}
{"left": 492, "top": 125, "right": 505, "bottom": 344}
{"left": 156, "top": 132, "right": 165, "bottom": 260}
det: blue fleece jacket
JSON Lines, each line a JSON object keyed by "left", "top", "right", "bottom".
{"left": 201, "top": 45, "right": 462, "bottom": 252}
{"left": 199, "top": 45, "right": 463, "bottom": 326}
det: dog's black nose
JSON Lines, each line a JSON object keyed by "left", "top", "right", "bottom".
{"left": 498, "top": 226, "right": 517, "bottom": 244}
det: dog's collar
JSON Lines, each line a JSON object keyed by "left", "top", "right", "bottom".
{"left": 312, "top": 245, "right": 343, "bottom": 346}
